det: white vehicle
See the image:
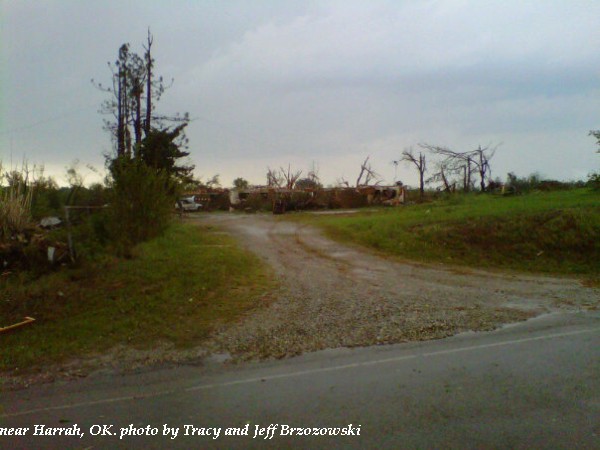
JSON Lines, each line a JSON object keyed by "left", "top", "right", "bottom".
{"left": 176, "top": 196, "right": 202, "bottom": 212}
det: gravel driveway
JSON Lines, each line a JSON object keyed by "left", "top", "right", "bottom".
{"left": 4, "top": 212, "right": 598, "bottom": 389}
{"left": 199, "top": 213, "right": 599, "bottom": 360}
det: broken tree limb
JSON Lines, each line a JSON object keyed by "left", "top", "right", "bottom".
{"left": 0, "top": 316, "right": 36, "bottom": 334}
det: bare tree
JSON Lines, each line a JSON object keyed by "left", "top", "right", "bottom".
{"left": 307, "top": 160, "right": 321, "bottom": 186}
{"left": 471, "top": 145, "right": 496, "bottom": 192}
{"left": 144, "top": 29, "right": 153, "bottom": 137}
{"left": 395, "top": 147, "right": 426, "bottom": 198}
{"left": 420, "top": 144, "right": 475, "bottom": 192}
{"left": 420, "top": 143, "right": 497, "bottom": 192}
{"left": 130, "top": 55, "right": 145, "bottom": 151}
{"left": 266, "top": 167, "right": 282, "bottom": 188}
{"left": 265, "top": 165, "right": 303, "bottom": 189}
{"left": 280, "top": 164, "right": 302, "bottom": 190}
{"left": 92, "top": 44, "right": 131, "bottom": 156}
{"left": 426, "top": 159, "right": 455, "bottom": 192}
{"left": 356, "top": 156, "right": 381, "bottom": 187}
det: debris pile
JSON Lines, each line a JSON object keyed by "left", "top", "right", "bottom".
{"left": 0, "top": 221, "right": 68, "bottom": 273}
{"left": 225, "top": 185, "right": 406, "bottom": 214}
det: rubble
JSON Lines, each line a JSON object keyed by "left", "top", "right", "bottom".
{"left": 40, "top": 217, "right": 62, "bottom": 228}
{"left": 223, "top": 185, "right": 406, "bottom": 213}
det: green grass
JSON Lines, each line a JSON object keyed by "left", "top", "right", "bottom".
{"left": 0, "top": 222, "right": 274, "bottom": 373}
{"left": 291, "top": 189, "right": 600, "bottom": 278}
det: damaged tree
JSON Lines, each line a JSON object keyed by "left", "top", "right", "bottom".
{"left": 296, "top": 161, "right": 322, "bottom": 189}
{"left": 419, "top": 144, "right": 474, "bottom": 192}
{"left": 280, "top": 165, "right": 303, "bottom": 190}
{"left": 266, "top": 165, "right": 303, "bottom": 190}
{"left": 356, "top": 156, "right": 381, "bottom": 187}
{"left": 426, "top": 159, "right": 455, "bottom": 192}
{"left": 420, "top": 143, "right": 496, "bottom": 192}
{"left": 395, "top": 148, "right": 426, "bottom": 198}
{"left": 472, "top": 145, "right": 496, "bottom": 192}
{"left": 92, "top": 32, "right": 193, "bottom": 251}
{"left": 137, "top": 123, "right": 194, "bottom": 182}
{"left": 266, "top": 167, "right": 283, "bottom": 188}
{"left": 92, "top": 29, "right": 189, "bottom": 158}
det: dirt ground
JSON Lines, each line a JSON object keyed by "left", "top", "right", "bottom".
{"left": 199, "top": 213, "right": 599, "bottom": 360}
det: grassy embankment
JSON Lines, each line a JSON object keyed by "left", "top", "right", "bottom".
{"left": 293, "top": 189, "right": 599, "bottom": 280}
{"left": 0, "top": 222, "right": 273, "bottom": 374}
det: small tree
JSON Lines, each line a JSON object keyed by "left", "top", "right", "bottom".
{"left": 233, "top": 177, "right": 250, "bottom": 190}
{"left": 295, "top": 177, "right": 321, "bottom": 190}
{"left": 138, "top": 123, "right": 194, "bottom": 183}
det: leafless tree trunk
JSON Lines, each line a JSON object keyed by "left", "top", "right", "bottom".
{"left": 144, "top": 29, "right": 153, "bottom": 137}
{"left": 463, "top": 156, "right": 474, "bottom": 192}
{"left": 426, "top": 161, "right": 453, "bottom": 192}
{"left": 116, "top": 63, "right": 125, "bottom": 157}
{"left": 472, "top": 145, "right": 496, "bottom": 192}
{"left": 396, "top": 148, "right": 426, "bottom": 198}
{"left": 133, "top": 84, "right": 142, "bottom": 152}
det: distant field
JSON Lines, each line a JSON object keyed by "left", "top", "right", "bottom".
{"left": 290, "top": 189, "right": 600, "bottom": 279}
{"left": 0, "top": 222, "right": 273, "bottom": 375}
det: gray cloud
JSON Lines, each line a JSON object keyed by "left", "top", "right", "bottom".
{"left": 2, "top": 0, "right": 599, "bottom": 187}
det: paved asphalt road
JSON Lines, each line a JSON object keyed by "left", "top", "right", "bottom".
{"left": 1, "top": 311, "right": 599, "bottom": 449}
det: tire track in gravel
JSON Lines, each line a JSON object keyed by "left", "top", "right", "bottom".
{"left": 198, "top": 214, "right": 599, "bottom": 361}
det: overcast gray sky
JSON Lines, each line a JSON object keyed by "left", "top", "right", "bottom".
{"left": 2, "top": 0, "right": 599, "bottom": 187}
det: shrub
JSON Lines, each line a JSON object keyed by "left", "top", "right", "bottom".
{"left": 106, "top": 157, "right": 176, "bottom": 253}
{"left": 0, "top": 165, "right": 34, "bottom": 241}
{"left": 506, "top": 172, "right": 582, "bottom": 194}
{"left": 244, "top": 192, "right": 273, "bottom": 212}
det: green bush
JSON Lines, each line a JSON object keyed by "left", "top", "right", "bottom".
{"left": 107, "top": 157, "right": 176, "bottom": 253}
